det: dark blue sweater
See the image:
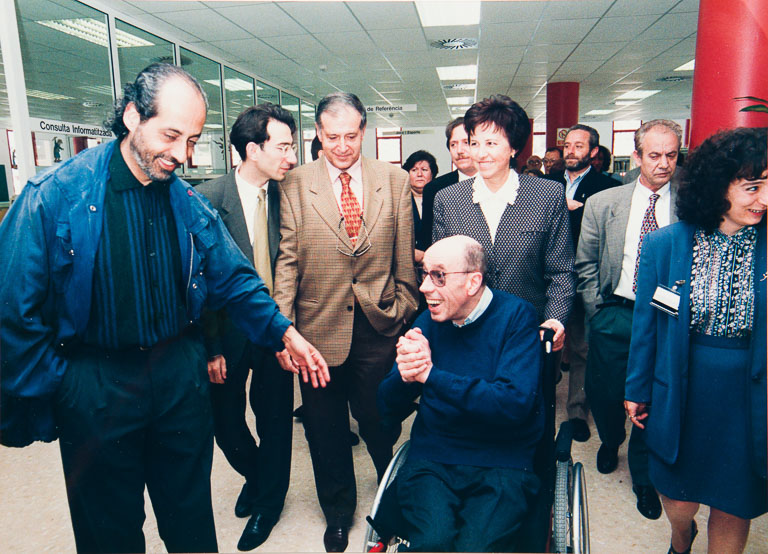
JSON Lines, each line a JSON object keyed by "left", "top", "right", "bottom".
{"left": 378, "top": 289, "right": 544, "bottom": 470}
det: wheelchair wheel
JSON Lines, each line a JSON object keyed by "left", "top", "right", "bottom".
{"left": 363, "top": 441, "right": 411, "bottom": 552}
{"left": 551, "top": 460, "right": 589, "bottom": 553}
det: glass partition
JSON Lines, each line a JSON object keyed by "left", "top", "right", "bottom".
{"left": 15, "top": 0, "right": 114, "bottom": 171}
{"left": 280, "top": 92, "right": 300, "bottom": 161}
{"left": 223, "top": 66, "right": 254, "bottom": 167}
{"left": 115, "top": 19, "right": 175, "bottom": 89}
{"left": 300, "top": 101, "right": 316, "bottom": 164}
{"left": 179, "top": 47, "right": 225, "bottom": 179}
{"left": 256, "top": 80, "right": 279, "bottom": 106}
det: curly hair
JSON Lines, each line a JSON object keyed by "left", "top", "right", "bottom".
{"left": 463, "top": 95, "right": 531, "bottom": 155}
{"left": 676, "top": 127, "right": 767, "bottom": 232}
{"left": 403, "top": 150, "right": 438, "bottom": 177}
{"left": 107, "top": 63, "right": 208, "bottom": 139}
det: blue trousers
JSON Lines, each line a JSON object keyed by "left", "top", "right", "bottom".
{"left": 396, "top": 457, "right": 539, "bottom": 552}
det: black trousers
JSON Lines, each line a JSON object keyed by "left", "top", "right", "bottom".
{"left": 54, "top": 334, "right": 218, "bottom": 553}
{"left": 209, "top": 343, "right": 293, "bottom": 519}
{"left": 300, "top": 306, "right": 399, "bottom": 527}
{"left": 585, "top": 304, "right": 651, "bottom": 486}
{"left": 397, "top": 458, "right": 539, "bottom": 552}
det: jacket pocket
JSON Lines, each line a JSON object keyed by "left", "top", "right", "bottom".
{"left": 51, "top": 222, "right": 75, "bottom": 293}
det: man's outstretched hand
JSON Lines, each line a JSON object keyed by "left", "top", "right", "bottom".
{"left": 277, "top": 325, "right": 330, "bottom": 388}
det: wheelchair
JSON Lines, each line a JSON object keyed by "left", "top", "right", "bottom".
{"left": 363, "top": 329, "right": 590, "bottom": 553}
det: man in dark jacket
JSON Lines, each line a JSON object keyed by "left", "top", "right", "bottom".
{"left": 0, "top": 64, "right": 327, "bottom": 554}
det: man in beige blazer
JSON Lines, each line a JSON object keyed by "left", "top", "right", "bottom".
{"left": 273, "top": 92, "right": 418, "bottom": 552}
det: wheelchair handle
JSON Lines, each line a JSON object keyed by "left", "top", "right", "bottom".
{"left": 538, "top": 325, "right": 556, "bottom": 354}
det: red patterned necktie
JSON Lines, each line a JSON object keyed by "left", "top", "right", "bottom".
{"left": 633, "top": 193, "right": 660, "bottom": 293}
{"left": 339, "top": 171, "right": 362, "bottom": 245}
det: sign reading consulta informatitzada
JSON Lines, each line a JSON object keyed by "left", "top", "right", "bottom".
{"left": 30, "top": 117, "right": 114, "bottom": 139}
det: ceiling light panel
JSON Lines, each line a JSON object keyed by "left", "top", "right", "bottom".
{"left": 674, "top": 59, "right": 695, "bottom": 71}
{"left": 616, "top": 89, "right": 661, "bottom": 100}
{"left": 446, "top": 96, "right": 474, "bottom": 105}
{"left": 37, "top": 18, "right": 153, "bottom": 48}
{"left": 437, "top": 65, "right": 478, "bottom": 81}
{"left": 416, "top": 1, "right": 480, "bottom": 27}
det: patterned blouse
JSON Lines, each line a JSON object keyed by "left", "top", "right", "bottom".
{"left": 689, "top": 226, "right": 757, "bottom": 338}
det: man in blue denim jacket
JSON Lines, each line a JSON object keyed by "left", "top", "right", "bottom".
{"left": 0, "top": 64, "right": 328, "bottom": 553}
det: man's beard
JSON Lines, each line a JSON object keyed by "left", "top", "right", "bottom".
{"left": 129, "top": 129, "right": 177, "bottom": 182}
{"left": 565, "top": 153, "right": 590, "bottom": 172}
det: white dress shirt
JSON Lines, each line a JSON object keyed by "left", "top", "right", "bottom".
{"left": 472, "top": 171, "right": 520, "bottom": 243}
{"left": 235, "top": 164, "right": 269, "bottom": 245}
{"left": 614, "top": 178, "right": 671, "bottom": 301}
{"left": 326, "top": 156, "right": 364, "bottom": 212}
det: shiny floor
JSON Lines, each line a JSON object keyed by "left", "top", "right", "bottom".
{"left": 1, "top": 373, "right": 766, "bottom": 553}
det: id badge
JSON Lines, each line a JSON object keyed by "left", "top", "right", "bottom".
{"left": 650, "top": 281, "right": 684, "bottom": 318}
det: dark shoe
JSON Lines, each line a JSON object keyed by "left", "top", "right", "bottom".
{"left": 633, "top": 484, "right": 662, "bottom": 520}
{"left": 237, "top": 513, "right": 278, "bottom": 551}
{"left": 569, "top": 418, "right": 591, "bottom": 442}
{"left": 235, "top": 483, "right": 254, "bottom": 519}
{"left": 349, "top": 431, "right": 360, "bottom": 446}
{"left": 668, "top": 520, "right": 698, "bottom": 554}
{"left": 596, "top": 444, "right": 618, "bottom": 474}
{"left": 323, "top": 526, "right": 349, "bottom": 552}
{"left": 293, "top": 405, "right": 305, "bottom": 420}
{"left": 561, "top": 362, "right": 571, "bottom": 373}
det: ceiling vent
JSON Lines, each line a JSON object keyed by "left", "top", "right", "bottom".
{"left": 430, "top": 38, "right": 478, "bottom": 50}
{"left": 656, "top": 75, "right": 692, "bottom": 82}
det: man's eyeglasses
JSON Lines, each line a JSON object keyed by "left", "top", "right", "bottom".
{"left": 267, "top": 143, "right": 298, "bottom": 157}
{"left": 336, "top": 216, "right": 372, "bottom": 257}
{"left": 417, "top": 268, "right": 471, "bottom": 287}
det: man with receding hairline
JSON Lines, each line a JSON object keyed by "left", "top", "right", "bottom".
{"left": 274, "top": 91, "right": 418, "bottom": 552}
{"left": 0, "top": 63, "right": 327, "bottom": 553}
{"left": 379, "top": 235, "right": 544, "bottom": 552}
{"left": 576, "top": 118, "right": 683, "bottom": 521}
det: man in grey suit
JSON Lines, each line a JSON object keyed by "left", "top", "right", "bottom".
{"left": 576, "top": 119, "right": 682, "bottom": 521}
{"left": 196, "top": 103, "right": 298, "bottom": 551}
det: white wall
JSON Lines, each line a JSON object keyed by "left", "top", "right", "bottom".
{"left": 362, "top": 125, "right": 452, "bottom": 175}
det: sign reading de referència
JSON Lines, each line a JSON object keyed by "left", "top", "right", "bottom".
{"left": 30, "top": 117, "right": 114, "bottom": 139}
{"left": 365, "top": 104, "right": 417, "bottom": 113}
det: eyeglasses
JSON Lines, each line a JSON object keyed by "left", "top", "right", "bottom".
{"left": 266, "top": 143, "right": 298, "bottom": 157}
{"left": 336, "top": 216, "right": 372, "bottom": 257}
{"left": 417, "top": 268, "right": 471, "bottom": 287}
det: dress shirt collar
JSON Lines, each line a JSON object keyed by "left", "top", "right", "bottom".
{"left": 472, "top": 171, "right": 520, "bottom": 205}
{"left": 454, "top": 286, "right": 494, "bottom": 328}
{"left": 325, "top": 156, "right": 363, "bottom": 188}
{"left": 457, "top": 169, "right": 475, "bottom": 183}
{"left": 235, "top": 163, "right": 269, "bottom": 191}
{"left": 565, "top": 166, "right": 590, "bottom": 199}
{"left": 634, "top": 176, "right": 670, "bottom": 201}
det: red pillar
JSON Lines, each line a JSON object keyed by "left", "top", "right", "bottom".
{"left": 546, "top": 82, "right": 579, "bottom": 150}
{"left": 516, "top": 118, "right": 534, "bottom": 172}
{"left": 690, "top": 0, "right": 768, "bottom": 148}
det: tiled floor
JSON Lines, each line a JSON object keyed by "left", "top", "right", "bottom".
{"left": 1, "top": 373, "right": 766, "bottom": 553}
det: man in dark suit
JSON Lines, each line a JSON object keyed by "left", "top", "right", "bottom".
{"left": 556, "top": 125, "right": 618, "bottom": 443}
{"left": 274, "top": 92, "right": 418, "bottom": 552}
{"left": 196, "top": 103, "right": 298, "bottom": 551}
{"left": 416, "top": 117, "right": 477, "bottom": 252}
{"left": 576, "top": 119, "right": 683, "bottom": 521}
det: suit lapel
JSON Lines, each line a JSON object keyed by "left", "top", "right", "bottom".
{"left": 310, "top": 159, "right": 353, "bottom": 251}
{"left": 220, "top": 173, "right": 253, "bottom": 264}
{"left": 606, "top": 184, "right": 634, "bottom": 288}
{"left": 267, "top": 179, "right": 280, "bottom": 268}
{"left": 359, "top": 157, "right": 383, "bottom": 253}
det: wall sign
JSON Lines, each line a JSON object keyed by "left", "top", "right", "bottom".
{"left": 29, "top": 118, "right": 114, "bottom": 139}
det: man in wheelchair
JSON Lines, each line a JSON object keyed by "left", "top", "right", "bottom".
{"left": 377, "top": 235, "right": 545, "bottom": 552}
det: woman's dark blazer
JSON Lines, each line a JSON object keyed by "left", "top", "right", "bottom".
{"left": 411, "top": 194, "right": 422, "bottom": 245}
{"left": 432, "top": 175, "right": 575, "bottom": 324}
{"left": 626, "top": 221, "right": 767, "bottom": 480}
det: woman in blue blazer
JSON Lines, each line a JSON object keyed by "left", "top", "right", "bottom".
{"left": 626, "top": 128, "right": 767, "bottom": 554}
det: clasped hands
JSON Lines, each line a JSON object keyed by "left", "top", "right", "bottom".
{"left": 396, "top": 328, "right": 432, "bottom": 384}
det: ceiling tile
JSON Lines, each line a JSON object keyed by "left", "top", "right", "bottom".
{"left": 481, "top": 22, "right": 536, "bottom": 47}
{"left": 215, "top": 3, "right": 307, "bottom": 37}
{"left": 126, "top": 1, "right": 207, "bottom": 13}
{"left": 154, "top": 9, "right": 252, "bottom": 40}
{"left": 347, "top": 2, "right": 421, "bottom": 30}
{"left": 277, "top": 2, "right": 363, "bottom": 33}
{"left": 543, "top": 0, "right": 614, "bottom": 19}
{"left": 606, "top": 0, "right": 679, "bottom": 17}
{"left": 481, "top": 1, "right": 546, "bottom": 23}
{"left": 639, "top": 12, "right": 699, "bottom": 40}
{"left": 533, "top": 18, "right": 599, "bottom": 44}
{"left": 369, "top": 29, "right": 428, "bottom": 52}
{"left": 585, "top": 15, "right": 660, "bottom": 43}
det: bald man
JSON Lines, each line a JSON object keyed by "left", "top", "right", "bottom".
{"left": 378, "top": 236, "right": 544, "bottom": 552}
